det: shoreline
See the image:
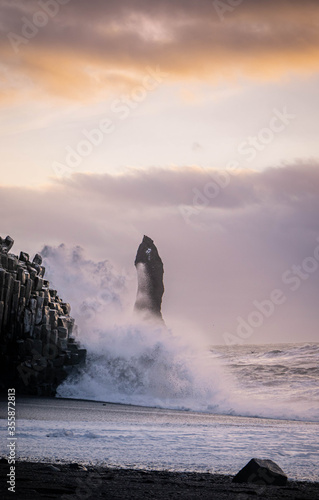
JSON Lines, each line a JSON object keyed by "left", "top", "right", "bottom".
{"left": 2, "top": 394, "right": 319, "bottom": 424}
{"left": 1, "top": 461, "right": 319, "bottom": 500}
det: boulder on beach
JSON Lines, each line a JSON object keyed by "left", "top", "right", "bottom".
{"left": 232, "top": 458, "right": 288, "bottom": 486}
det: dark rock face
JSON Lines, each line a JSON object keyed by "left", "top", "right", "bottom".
{"left": 0, "top": 235, "right": 14, "bottom": 254}
{"left": 233, "top": 458, "right": 288, "bottom": 486}
{"left": 134, "top": 235, "right": 164, "bottom": 320}
{"left": 0, "top": 235, "right": 86, "bottom": 396}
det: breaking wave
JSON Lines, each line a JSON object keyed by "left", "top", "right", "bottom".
{"left": 42, "top": 244, "right": 319, "bottom": 421}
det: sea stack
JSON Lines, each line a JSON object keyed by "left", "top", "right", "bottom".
{"left": 134, "top": 235, "right": 164, "bottom": 321}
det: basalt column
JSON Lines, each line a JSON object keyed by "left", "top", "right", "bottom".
{"left": 0, "top": 235, "right": 86, "bottom": 396}
{"left": 134, "top": 236, "right": 164, "bottom": 321}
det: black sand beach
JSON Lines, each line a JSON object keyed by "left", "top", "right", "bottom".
{"left": 1, "top": 461, "right": 319, "bottom": 500}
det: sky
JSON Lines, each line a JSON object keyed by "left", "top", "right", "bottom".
{"left": 1, "top": 0, "right": 319, "bottom": 345}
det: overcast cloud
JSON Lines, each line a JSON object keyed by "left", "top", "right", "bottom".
{"left": 1, "top": 162, "right": 319, "bottom": 344}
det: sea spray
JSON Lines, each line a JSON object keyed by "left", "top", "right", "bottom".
{"left": 42, "top": 244, "right": 319, "bottom": 421}
{"left": 41, "top": 244, "right": 130, "bottom": 325}
{"left": 56, "top": 321, "right": 228, "bottom": 410}
{"left": 42, "top": 244, "right": 230, "bottom": 410}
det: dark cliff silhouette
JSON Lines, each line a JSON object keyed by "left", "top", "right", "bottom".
{"left": 0, "top": 235, "right": 86, "bottom": 396}
{"left": 134, "top": 235, "right": 164, "bottom": 321}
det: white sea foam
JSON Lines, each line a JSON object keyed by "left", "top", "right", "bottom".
{"left": 1, "top": 401, "right": 318, "bottom": 481}
{"left": 42, "top": 244, "right": 319, "bottom": 422}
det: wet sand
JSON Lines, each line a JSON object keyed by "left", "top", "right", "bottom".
{"left": 1, "top": 461, "right": 319, "bottom": 500}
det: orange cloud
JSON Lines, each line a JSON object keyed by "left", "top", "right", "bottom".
{"left": 1, "top": 0, "right": 319, "bottom": 103}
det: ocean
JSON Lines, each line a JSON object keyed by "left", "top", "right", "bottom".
{"left": 1, "top": 342, "right": 318, "bottom": 481}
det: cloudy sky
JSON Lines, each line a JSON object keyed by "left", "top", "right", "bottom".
{"left": 1, "top": 0, "right": 319, "bottom": 344}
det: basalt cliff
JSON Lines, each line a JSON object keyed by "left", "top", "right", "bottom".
{"left": 0, "top": 236, "right": 86, "bottom": 396}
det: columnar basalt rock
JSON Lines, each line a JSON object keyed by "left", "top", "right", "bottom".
{"left": 0, "top": 235, "right": 86, "bottom": 396}
{"left": 134, "top": 235, "right": 164, "bottom": 321}
{"left": 0, "top": 235, "right": 14, "bottom": 254}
